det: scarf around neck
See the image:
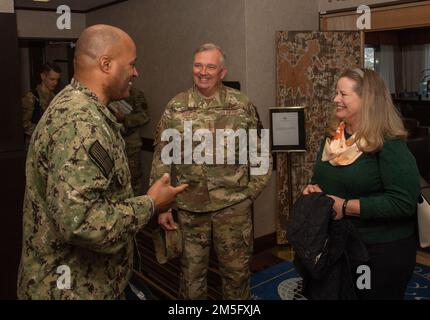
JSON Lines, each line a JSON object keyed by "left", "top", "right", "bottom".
{"left": 321, "top": 122, "right": 364, "bottom": 166}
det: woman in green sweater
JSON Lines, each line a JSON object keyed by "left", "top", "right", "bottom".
{"left": 304, "top": 68, "right": 420, "bottom": 300}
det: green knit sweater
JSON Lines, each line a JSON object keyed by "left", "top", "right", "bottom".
{"left": 312, "top": 138, "right": 420, "bottom": 244}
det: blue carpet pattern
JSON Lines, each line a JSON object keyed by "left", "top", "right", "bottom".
{"left": 251, "top": 261, "right": 430, "bottom": 300}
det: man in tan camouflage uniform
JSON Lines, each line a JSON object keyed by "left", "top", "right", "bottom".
{"left": 22, "top": 62, "right": 61, "bottom": 149}
{"left": 112, "top": 87, "right": 150, "bottom": 196}
{"left": 150, "top": 43, "right": 272, "bottom": 299}
{"left": 17, "top": 24, "right": 187, "bottom": 300}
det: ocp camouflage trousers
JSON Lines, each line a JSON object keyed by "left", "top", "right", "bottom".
{"left": 178, "top": 199, "right": 253, "bottom": 300}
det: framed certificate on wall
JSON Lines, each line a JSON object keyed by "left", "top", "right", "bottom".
{"left": 269, "top": 106, "right": 306, "bottom": 152}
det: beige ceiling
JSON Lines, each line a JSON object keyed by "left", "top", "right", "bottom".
{"left": 14, "top": 0, "right": 127, "bottom": 12}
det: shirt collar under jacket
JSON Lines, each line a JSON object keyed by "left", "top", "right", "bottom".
{"left": 192, "top": 83, "right": 226, "bottom": 106}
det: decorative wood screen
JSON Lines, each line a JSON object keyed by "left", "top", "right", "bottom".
{"left": 276, "top": 31, "right": 362, "bottom": 244}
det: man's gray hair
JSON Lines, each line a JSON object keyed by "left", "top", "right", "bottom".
{"left": 194, "top": 43, "right": 227, "bottom": 67}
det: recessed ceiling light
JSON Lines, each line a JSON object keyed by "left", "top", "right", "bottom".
{"left": 32, "top": 0, "right": 51, "bottom": 3}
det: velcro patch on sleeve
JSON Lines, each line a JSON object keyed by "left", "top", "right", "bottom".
{"left": 89, "top": 140, "right": 114, "bottom": 178}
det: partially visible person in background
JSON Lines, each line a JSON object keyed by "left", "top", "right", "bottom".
{"left": 304, "top": 68, "right": 420, "bottom": 300}
{"left": 111, "top": 87, "right": 150, "bottom": 196}
{"left": 22, "top": 62, "right": 61, "bottom": 149}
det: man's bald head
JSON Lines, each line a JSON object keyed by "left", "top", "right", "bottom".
{"left": 73, "top": 24, "right": 139, "bottom": 104}
{"left": 74, "top": 24, "right": 134, "bottom": 70}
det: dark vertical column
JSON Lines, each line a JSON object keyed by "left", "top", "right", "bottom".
{"left": 0, "top": 12, "right": 26, "bottom": 300}
{"left": 28, "top": 42, "right": 44, "bottom": 91}
{"left": 67, "top": 43, "right": 75, "bottom": 83}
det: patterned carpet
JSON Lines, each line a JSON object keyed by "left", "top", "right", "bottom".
{"left": 251, "top": 260, "right": 430, "bottom": 300}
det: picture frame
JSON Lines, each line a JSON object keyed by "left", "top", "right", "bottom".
{"left": 269, "top": 106, "right": 306, "bottom": 152}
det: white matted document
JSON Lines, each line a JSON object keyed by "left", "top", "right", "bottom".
{"left": 269, "top": 106, "right": 306, "bottom": 152}
{"left": 272, "top": 112, "right": 299, "bottom": 146}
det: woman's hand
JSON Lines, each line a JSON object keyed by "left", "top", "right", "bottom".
{"left": 327, "top": 195, "right": 344, "bottom": 220}
{"left": 303, "top": 184, "right": 323, "bottom": 195}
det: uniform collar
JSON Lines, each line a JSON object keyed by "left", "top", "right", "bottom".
{"left": 70, "top": 78, "right": 122, "bottom": 130}
{"left": 192, "top": 84, "right": 226, "bottom": 106}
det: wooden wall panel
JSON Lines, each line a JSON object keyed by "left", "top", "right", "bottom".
{"left": 276, "top": 31, "right": 362, "bottom": 244}
{"left": 320, "top": 0, "right": 430, "bottom": 31}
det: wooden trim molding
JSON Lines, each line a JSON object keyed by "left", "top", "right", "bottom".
{"left": 320, "top": 0, "right": 430, "bottom": 31}
{"left": 15, "top": 0, "right": 128, "bottom": 14}
{"left": 86, "top": 0, "right": 128, "bottom": 13}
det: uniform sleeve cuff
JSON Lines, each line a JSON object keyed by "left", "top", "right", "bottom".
{"left": 129, "top": 195, "right": 155, "bottom": 229}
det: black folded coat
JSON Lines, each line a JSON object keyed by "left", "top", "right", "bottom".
{"left": 287, "top": 192, "right": 369, "bottom": 300}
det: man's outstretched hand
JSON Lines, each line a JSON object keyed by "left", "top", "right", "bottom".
{"left": 147, "top": 173, "right": 188, "bottom": 213}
